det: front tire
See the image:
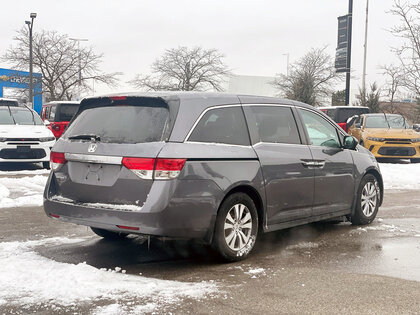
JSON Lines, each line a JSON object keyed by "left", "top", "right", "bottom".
{"left": 350, "top": 174, "right": 380, "bottom": 225}
{"left": 212, "top": 193, "right": 258, "bottom": 262}
{"left": 91, "top": 227, "right": 128, "bottom": 240}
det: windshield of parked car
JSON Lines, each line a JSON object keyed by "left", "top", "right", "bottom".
{"left": 65, "top": 105, "right": 169, "bottom": 143}
{"left": 0, "top": 107, "right": 43, "bottom": 125}
{"left": 365, "top": 115, "right": 410, "bottom": 129}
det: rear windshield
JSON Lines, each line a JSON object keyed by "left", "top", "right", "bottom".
{"left": 337, "top": 108, "right": 369, "bottom": 123}
{"left": 64, "top": 105, "right": 169, "bottom": 143}
{"left": 0, "top": 107, "right": 43, "bottom": 125}
{"left": 58, "top": 104, "right": 79, "bottom": 121}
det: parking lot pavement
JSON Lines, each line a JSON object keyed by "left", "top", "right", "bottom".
{"left": 1, "top": 186, "right": 419, "bottom": 314}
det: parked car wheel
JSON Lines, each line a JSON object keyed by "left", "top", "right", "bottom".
{"left": 350, "top": 174, "right": 380, "bottom": 225}
{"left": 90, "top": 227, "right": 128, "bottom": 240}
{"left": 411, "top": 158, "right": 420, "bottom": 163}
{"left": 212, "top": 193, "right": 258, "bottom": 262}
{"left": 42, "top": 162, "right": 50, "bottom": 170}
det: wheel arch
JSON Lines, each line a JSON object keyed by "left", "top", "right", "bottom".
{"left": 207, "top": 184, "right": 265, "bottom": 244}
{"left": 363, "top": 168, "right": 384, "bottom": 207}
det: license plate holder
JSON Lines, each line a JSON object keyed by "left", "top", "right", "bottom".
{"left": 16, "top": 145, "right": 31, "bottom": 153}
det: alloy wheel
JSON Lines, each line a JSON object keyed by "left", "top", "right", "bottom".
{"left": 361, "top": 181, "right": 378, "bottom": 217}
{"left": 224, "top": 203, "right": 253, "bottom": 251}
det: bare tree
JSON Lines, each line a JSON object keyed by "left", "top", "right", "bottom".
{"left": 381, "top": 64, "right": 404, "bottom": 113}
{"left": 129, "top": 46, "right": 230, "bottom": 91}
{"left": 389, "top": 1, "right": 420, "bottom": 95}
{"left": 355, "top": 83, "right": 381, "bottom": 113}
{"left": 2, "top": 28, "right": 119, "bottom": 101}
{"left": 272, "top": 47, "right": 340, "bottom": 106}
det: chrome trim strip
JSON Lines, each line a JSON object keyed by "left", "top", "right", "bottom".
{"left": 65, "top": 153, "right": 122, "bottom": 164}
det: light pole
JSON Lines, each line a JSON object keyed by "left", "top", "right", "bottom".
{"left": 69, "top": 38, "right": 88, "bottom": 100}
{"left": 25, "top": 12, "right": 37, "bottom": 108}
{"left": 283, "top": 53, "right": 290, "bottom": 76}
{"left": 362, "top": 0, "right": 369, "bottom": 95}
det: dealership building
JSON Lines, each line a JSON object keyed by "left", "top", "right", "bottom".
{"left": 0, "top": 68, "right": 42, "bottom": 113}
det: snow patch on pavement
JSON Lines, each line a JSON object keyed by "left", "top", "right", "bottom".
{"left": 0, "top": 175, "right": 48, "bottom": 208}
{"left": 0, "top": 169, "right": 50, "bottom": 176}
{"left": 0, "top": 237, "right": 217, "bottom": 311}
{"left": 286, "top": 242, "right": 320, "bottom": 250}
{"left": 379, "top": 162, "right": 420, "bottom": 190}
{"left": 245, "top": 267, "right": 266, "bottom": 278}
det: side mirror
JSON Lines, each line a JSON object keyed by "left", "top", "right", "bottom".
{"left": 343, "top": 135, "right": 358, "bottom": 150}
{"left": 354, "top": 122, "right": 361, "bottom": 129}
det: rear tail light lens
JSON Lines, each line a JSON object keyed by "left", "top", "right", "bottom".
{"left": 122, "top": 157, "right": 155, "bottom": 179}
{"left": 122, "top": 157, "right": 186, "bottom": 180}
{"left": 116, "top": 225, "right": 139, "bottom": 231}
{"left": 50, "top": 151, "right": 67, "bottom": 171}
{"left": 155, "top": 159, "right": 186, "bottom": 179}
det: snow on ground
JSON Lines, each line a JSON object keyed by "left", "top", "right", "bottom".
{"left": 0, "top": 237, "right": 217, "bottom": 312}
{"left": 378, "top": 162, "right": 420, "bottom": 190}
{"left": 0, "top": 175, "right": 48, "bottom": 208}
{"left": 0, "top": 169, "right": 50, "bottom": 176}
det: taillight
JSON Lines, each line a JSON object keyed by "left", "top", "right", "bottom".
{"left": 155, "top": 159, "right": 186, "bottom": 179}
{"left": 122, "top": 157, "right": 186, "bottom": 180}
{"left": 109, "top": 96, "right": 127, "bottom": 101}
{"left": 337, "top": 122, "right": 347, "bottom": 131}
{"left": 50, "top": 151, "right": 67, "bottom": 171}
{"left": 122, "top": 157, "right": 155, "bottom": 179}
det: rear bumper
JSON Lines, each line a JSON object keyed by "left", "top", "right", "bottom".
{"left": 43, "top": 174, "right": 221, "bottom": 242}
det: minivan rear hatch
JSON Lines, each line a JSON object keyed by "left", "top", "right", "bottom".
{"left": 50, "top": 96, "right": 178, "bottom": 209}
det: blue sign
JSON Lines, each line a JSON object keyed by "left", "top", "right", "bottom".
{"left": 0, "top": 68, "right": 42, "bottom": 113}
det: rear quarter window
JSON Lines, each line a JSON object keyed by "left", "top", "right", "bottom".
{"left": 188, "top": 106, "right": 250, "bottom": 146}
{"left": 58, "top": 104, "right": 79, "bottom": 121}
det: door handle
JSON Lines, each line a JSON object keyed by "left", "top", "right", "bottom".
{"left": 301, "top": 160, "right": 325, "bottom": 168}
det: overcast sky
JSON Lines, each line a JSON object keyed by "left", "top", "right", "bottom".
{"left": 0, "top": 0, "right": 404, "bottom": 97}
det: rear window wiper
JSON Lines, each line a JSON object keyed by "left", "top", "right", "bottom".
{"left": 68, "top": 134, "right": 101, "bottom": 141}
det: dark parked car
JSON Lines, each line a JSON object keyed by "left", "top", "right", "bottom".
{"left": 44, "top": 93, "right": 383, "bottom": 261}
{"left": 319, "top": 106, "right": 370, "bottom": 132}
{"left": 41, "top": 101, "right": 80, "bottom": 138}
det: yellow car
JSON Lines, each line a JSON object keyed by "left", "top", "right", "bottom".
{"left": 348, "top": 113, "right": 420, "bottom": 162}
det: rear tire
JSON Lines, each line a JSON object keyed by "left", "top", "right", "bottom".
{"left": 42, "top": 161, "right": 50, "bottom": 170}
{"left": 411, "top": 158, "right": 420, "bottom": 163}
{"left": 350, "top": 174, "right": 380, "bottom": 225}
{"left": 91, "top": 227, "right": 128, "bottom": 240}
{"left": 212, "top": 193, "right": 258, "bottom": 262}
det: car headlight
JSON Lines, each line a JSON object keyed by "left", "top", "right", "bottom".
{"left": 367, "top": 137, "right": 385, "bottom": 142}
{"left": 39, "top": 136, "right": 56, "bottom": 142}
{"left": 411, "top": 138, "right": 420, "bottom": 143}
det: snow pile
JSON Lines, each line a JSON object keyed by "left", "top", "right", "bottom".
{"left": 0, "top": 237, "right": 217, "bottom": 310}
{"left": 0, "top": 175, "right": 48, "bottom": 208}
{"left": 379, "top": 162, "right": 420, "bottom": 190}
{"left": 0, "top": 169, "right": 50, "bottom": 176}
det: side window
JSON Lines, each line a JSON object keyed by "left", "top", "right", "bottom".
{"left": 45, "top": 106, "right": 50, "bottom": 120}
{"left": 49, "top": 105, "right": 56, "bottom": 121}
{"left": 298, "top": 109, "right": 341, "bottom": 148}
{"left": 188, "top": 106, "right": 250, "bottom": 146}
{"left": 250, "top": 106, "right": 301, "bottom": 144}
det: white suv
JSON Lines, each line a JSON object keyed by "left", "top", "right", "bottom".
{"left": 0, "top": 104, "right": 55, "bottom": 168}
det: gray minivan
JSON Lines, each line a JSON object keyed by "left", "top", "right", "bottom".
{"left": 43, "top": 93, "right": 383, "bottom": 261}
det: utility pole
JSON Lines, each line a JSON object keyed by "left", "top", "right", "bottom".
{"left": 283, "top": 53, "right": 290, "bottom": 76}
{"left": 25, "top": 13, "right": 37, "bottom": 109}
{"left": 345, "top": 0, "right": 353, "bottom": 105}
{"left": 69, "top": 38, "right": 88, "bottom": 100}
{"left": 362, "top": 0, "right": 369, "bottom": 94}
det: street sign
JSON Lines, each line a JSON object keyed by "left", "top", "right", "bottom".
{"left": 335, "top": 15, "right": 350, "bottom": 73}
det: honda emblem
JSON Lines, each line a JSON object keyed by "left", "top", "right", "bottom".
{"left": 88, "top": 143, "right": 97, "bottom": 153}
